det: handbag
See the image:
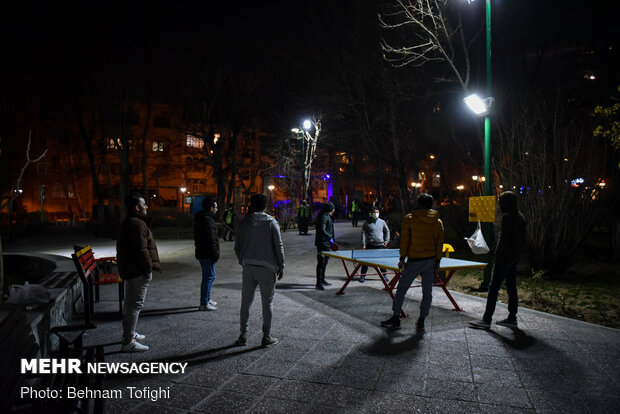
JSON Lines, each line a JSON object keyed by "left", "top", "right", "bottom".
{"left": 465, "top": 222, "right": 490, "bottom": 254}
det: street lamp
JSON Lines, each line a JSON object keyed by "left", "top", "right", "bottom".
{"left": 180, "top": 187, "right": 187, "bottom": 214}
{"left": 465, "top": 0, "right": 493, "bottom": 289}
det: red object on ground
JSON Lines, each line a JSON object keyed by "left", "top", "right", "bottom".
{"left": 330, "top": 243, "right": 339, "bottom": 251}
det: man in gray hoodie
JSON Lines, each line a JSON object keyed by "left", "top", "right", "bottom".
{"left": 234, "top": 194, "right": 285, "bottom": 347}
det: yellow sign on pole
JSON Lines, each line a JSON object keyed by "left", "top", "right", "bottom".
{"left": 468, "top": 196, "right": 496, "bottom": 222}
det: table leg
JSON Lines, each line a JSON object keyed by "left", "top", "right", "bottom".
{"left": 336, "top": 261, "right": 361, "bottom": 295}
{"left": 436, "top": 270, "right": 464, "bottom": 312}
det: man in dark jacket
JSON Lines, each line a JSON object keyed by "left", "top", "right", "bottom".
{"left": 314, "top": 202, "right": 335, "bottom": 290}
{"left": 194, "top": 197, "right": 220, "bottom": 311}
{"left": 470, "top": 191, "right": 526, "bottom": 329}
{"left": 117, "top": 192, "right": 161, "bottom": 352}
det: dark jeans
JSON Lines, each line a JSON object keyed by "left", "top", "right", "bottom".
{"left": 483, "top": 258, "right": 519, "bottom": 322}
{"left": 298, "top": 218, "right": 309, "bottom": 234}
{"left": 360, "top": 245, "right": 386, "bottom": 277}
{"left": 352, "top": 212, "right": 360, "bottom": 227}
{"left": 316, "top": 248, "right": 330, "bottom": 285}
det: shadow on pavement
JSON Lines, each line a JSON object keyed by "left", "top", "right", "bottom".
{"left": 363, "top": 330, "right": 426, "bottom": 356}
{"left": 105, "top": 343, "right": 264, "bottom": 378}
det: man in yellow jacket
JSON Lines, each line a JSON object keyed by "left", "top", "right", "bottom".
{"left": 381, "top": 193, "right": 444, "bottom": 331}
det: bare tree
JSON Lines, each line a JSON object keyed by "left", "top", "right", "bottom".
{"left": 495, "top": 95, "right": 610, "bottom": 274}
{"left": 0, "top": 131, "right": 47, "bottom": 304}
{"left": 378, "top": 0, "right": 474, "bottom": 91}
{"left": 183, "top": 68, "right": 262, "bottom": 210}
{"left": 299, "top": 114, "right": 322, "bottom": 200}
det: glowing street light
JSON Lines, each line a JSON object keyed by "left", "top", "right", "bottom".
{"left": 268, "top": 185, "right": 275, "bottom": 191}
{"left": 180, "top": 187, "right": 187, "bottom": 214}
{"left": 464, "top": 93, "right": 493, "bottom": 115}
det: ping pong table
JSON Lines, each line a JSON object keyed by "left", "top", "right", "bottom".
{"left": 321, "top": 248, "right": 487, "bottom": 316}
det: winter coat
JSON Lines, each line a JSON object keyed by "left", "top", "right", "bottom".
{"left": 235, "top": 211, "right": 285, "bottom": 273}
{"left": 314, "top": 212, "right": 334, "bottom": 250}
{"left": 362, "top": 217, "right": 390, "bottom": 247}
{"left": 399, "top": 209, "right": 444, "bottom": 261}
{"left": 495, "top": 192, "right": 527, "bottom": 262}
{"left": 194, "top": 210, "right": 220, "bottom": 261}
{"left": 116, "top": 212, "right": 161, "bottom": 279}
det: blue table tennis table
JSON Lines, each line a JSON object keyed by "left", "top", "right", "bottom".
{"left": 321, "top": 248, "right": 487, "bottom": 316}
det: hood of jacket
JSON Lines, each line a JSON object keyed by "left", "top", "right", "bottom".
{"left": 245, "top": 211, "right": 274, "bottom": 228}
{"left": 499, "top": 191, "right": 519, "bottom": 214}
{"left": 411, "top": 208, "right": 440, "bottom": 224}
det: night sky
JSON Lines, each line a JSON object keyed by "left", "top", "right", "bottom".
{"left": 1, "top": 1, "right": 618, "bottom": 129}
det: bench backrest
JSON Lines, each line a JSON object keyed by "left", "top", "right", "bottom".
{"left": 0, "top": 309, "right": 39, "bottom": 412}
{"left": 72, "top": 245, "right": 98, "bottom": 283}
{"left": 72, "top": 245, "right": 99, "bottom": 324}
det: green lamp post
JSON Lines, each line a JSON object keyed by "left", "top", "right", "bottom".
{"left": 464, "top": 0, "right": 494, "bottom": 289}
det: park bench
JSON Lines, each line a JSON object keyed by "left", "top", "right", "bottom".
{"left": 72, "top": 245, "right": 124, "bottom": 324}
{"left": 0, "top": 308, "right": 104, "bottom": 413}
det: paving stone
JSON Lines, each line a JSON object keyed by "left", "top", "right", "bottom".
{"left": 475, "top": 385, "right": 532, "bottom": 409}
{"left": 314, "top": 384, "right": 371, "bottom": 410}
{"left": 421, "top": 396, "right": 480, "bottom": 414}
{"left": 367, "top": 392, "right": 426, "bottom": 413}
{"left": 158, "top": 384, "right": 214, "bottom": 409}
{"left": 423, "top": 379, "right": 477, "bottom": 402}
{"left": 472, "top": 367, "right": 523, "bottom": 387}
{"left": 479, "top": 404, "right": 535, "bottom": 414}
{"left": 221, "top": 373, "right": 279, "bottom": 395}
{"left": 266, "top": 379, "right": 323, "bottom": 402}
{"left": 285, "top": 363, "right": 337, "bottom": 383}
{"left": 245, "top": 397, "right": 307, "bottom": 414}
{"left": 193, "top": 390, "right": 258, "bottom": 413}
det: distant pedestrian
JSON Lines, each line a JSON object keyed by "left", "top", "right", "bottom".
{"left": 234, "top": 194, "right": 285, "bottom": 348}
{"left": 315, "top": 202, "right": 335, "bottom": 290}
{"left": 194, "top": 197, "right": 220, "bottom": 311}
{"left": 351, "top": 199, "right": 361, "bottom": 227}
{"left": 359, "top": 206, "right": 390, "bottom": 283}
{"left": 222, "top": 204, "right": 235, "bottom": 241}
{"left": 117, "top": 192, "right": 161, "bottom": 352}
{"left": 469, "top": 191, "right": 527, "bottom": 330}
{"left": 381, "top": 193, "right": 443, "bottom": 332}
{"left": 297, "top": 199, "right": 311, "bottom": 235}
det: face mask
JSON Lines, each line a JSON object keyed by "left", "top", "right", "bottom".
{"left": 372, "top": 213, "right": 379, "bottom": 219}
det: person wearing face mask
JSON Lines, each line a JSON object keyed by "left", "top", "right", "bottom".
{"left": 359, "top": 207, "right": 390, "bottom": 283}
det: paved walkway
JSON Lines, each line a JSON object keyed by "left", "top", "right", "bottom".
{"left": 6, "top": 222, "right": 620, "bottom": 413}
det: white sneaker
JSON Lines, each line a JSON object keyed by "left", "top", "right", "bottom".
{"left": 208, "top": 299, "right": 217, "bottom": 306}
{"left": 121, "top": 340, "right": 149, "bottom": 352}
{"left": 133, "top": 333, "right": 145, "bottom": 341}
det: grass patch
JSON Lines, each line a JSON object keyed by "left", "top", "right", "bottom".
{"left": 448, "top": 265, "right": 620, "bottom": 329}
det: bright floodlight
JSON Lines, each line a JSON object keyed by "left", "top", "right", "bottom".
{"left": 464, "top": 94, "right": 488, "bottom": 115}
{"left": 302, "top": 120, "right": 312, "bottom": 129}
{"left": 180, "top": 187, "right": 187, "bottom": 193}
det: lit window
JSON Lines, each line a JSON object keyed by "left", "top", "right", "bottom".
{"left": 152, "top": 141, "right": 165, "bottom": 152}
{"left": 186, "top": 134, "right": 204, "bottom": 149}
{"left": 107, "top": 138, "right": 134, "bottom": 150}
